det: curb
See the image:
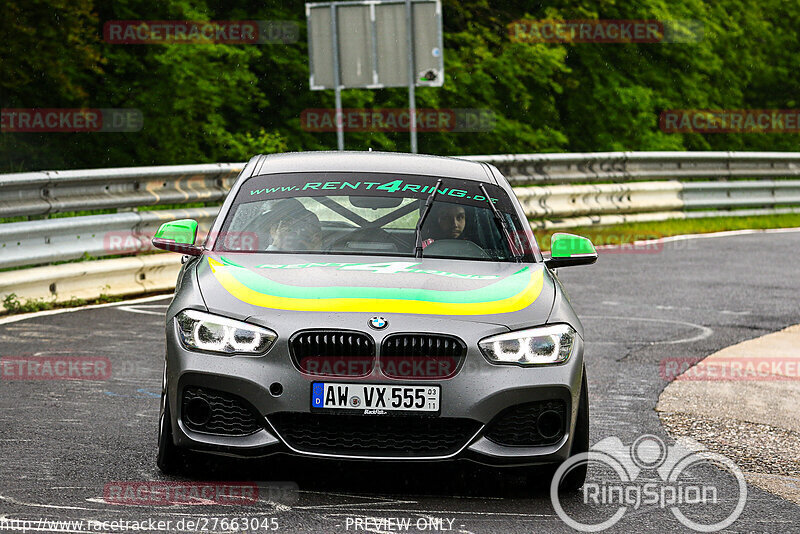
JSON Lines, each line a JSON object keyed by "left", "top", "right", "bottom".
{"left": 656, "top": 324, "right": 800, "bottom": 505}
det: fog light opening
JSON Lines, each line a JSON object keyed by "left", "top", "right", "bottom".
{"left": 184, "top": 397, "right": 211, "bottom": 426}
{"left": 537, "top": 410, "right": 563, "bottom": 440}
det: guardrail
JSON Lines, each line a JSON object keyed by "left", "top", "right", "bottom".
{"left": 0, "top": 163, "right": 242, "bottom": 218}
{"left": 1, "top": 151, "right": 800, "bottom": 311}
{"left": 2, "top": 152, "right": 799, "bottom": 219}
{"left": 462, "top": 151, "right": 800, "bottom": 184}
{"left": 0, "top": 207, "right": 219, "bottom": 269}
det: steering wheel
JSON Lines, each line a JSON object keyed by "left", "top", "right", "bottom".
{"left": 326, "top": 227, "right": 407, "bottom": 252}
{"left": 421, "top": 239, "right": 491, "bottom": 259}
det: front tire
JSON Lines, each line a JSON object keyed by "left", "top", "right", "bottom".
{"left": 557, "top": 366, "right": 589, "bottom": 492}
{"left": 524, "top": 365, "right": 589, "bottom": 492}
{"left": 157, "top": 391, "right": 188, "bottom": 475}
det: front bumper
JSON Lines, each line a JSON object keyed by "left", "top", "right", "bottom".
{"left": 164, "top": 315, "right": 584, "bottom": 467}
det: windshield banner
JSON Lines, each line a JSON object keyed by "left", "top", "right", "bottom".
{"left": 239, "top": 173, "right": 512, "bottom": 211}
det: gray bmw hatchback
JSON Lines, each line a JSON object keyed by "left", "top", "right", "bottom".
{"left": 154, "top": 151, "right": 597, "bottom": 491}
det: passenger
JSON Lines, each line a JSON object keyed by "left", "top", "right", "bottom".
{"left": 261, "top": 199, "right": 322, "bottom": 251}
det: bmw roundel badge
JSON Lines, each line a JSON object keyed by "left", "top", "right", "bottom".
{"left": 368, "top": 316, "right": 388, "bottom": 330}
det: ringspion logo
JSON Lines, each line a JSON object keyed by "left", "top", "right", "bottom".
{"left": 552, "top": 435, "right": 746, "bottom": 531}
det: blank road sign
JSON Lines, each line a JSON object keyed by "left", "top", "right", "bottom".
{"left": 338, "top": 5, "right": 373, "bottom": 87}
{"left": 307, "top": 0, "right": 444, "bottom": 90}
{"left": 307, "top": 6, "right": 335, "bottom": 88}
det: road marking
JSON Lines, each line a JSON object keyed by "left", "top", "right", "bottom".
{"left": 583, "top": 315, "right": 713, "bottom": 345}
{"left": 116, "top": 306, "right": 164, "bottom": 316}
{"left": 0, "top": 493, "right": 98, "bottom": 512}
{"left": 293, "top": 490, "right": 416, "bottom": 510}
{"left": 0, "top": 295, "right": 171, "bottom": 326}
{"left": 594, "top": 226, "right": 800, "bottom": 250}
{"left": 588, "top": 301, "right": 751, "bottom": 317}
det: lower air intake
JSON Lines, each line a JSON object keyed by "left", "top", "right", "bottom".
{"left": 181, "top": 386, "right": 262, "bottom": 436}
{"left": 269, "top": 412, "right": 481, "bottom": 457}
{"left": 484, "top": 400, "right": 568, "bottom": 446}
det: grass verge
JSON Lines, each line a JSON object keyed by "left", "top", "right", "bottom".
{"left": 1, "top": 289, "right": 125, "bottom": 315}
{"left": 533, "top": 213, "right": 800, "bottom": 251}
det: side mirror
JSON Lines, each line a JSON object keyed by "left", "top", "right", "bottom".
{"left": 545, "top": 233, "right": 597, "bottom": 269}
{"left": 152, "top": 219, "right": 203, "bottom": 255}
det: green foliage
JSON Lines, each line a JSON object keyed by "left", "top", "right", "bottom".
{"left": 1, "top": 289, "right": 123, "bottom": 315}
{"left": 1, "top": 0, "right": 798, "bottom": 172}
{"left": 97, "top": 285, "right": 123, "bottom": 303}
{"left": 1, "top": 292, "right": 86, "bottom": 314}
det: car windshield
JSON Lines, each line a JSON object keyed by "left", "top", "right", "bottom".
{"left": 215, "top": 172, "right": 536, "bottom": 262}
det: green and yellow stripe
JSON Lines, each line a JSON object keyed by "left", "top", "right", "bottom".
{"left": 207, "top": 256, "right": 544, "bottom": 315}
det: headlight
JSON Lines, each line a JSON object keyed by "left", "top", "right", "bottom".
{"left": 478, "top": 324, "right": 577, "bottom": 366}
{"left": 175, "top": 310, "right": 276, "bottom": 355}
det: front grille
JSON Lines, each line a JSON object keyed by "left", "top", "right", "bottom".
{"left": 484, "top": 400, "right": 568, "bottom": 446}
{"left": 380, "top": 334, "right": 466, "bottom": 379}
{"left": 290, "top": 330, "right": 375, "bottom": 377}
{"left": 182, "top": 387, "right": 263, "bottom": 436}
{"left": 269, "top": 412, "right": 481, "bottom": 457}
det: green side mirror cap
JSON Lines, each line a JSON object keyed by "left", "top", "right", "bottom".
{"left": 546, "top": 233, "right": 598, "bottom": 268}
{"left": 152, "top": 219, "right": 202, "bottom": 255}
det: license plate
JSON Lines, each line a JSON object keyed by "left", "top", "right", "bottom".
{"left": 311, "top": 382, "right": 440, "bottom": 414}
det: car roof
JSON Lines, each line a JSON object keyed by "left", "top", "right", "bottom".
{"left": 245, "top": 151, "right": 495, "bottom": 183}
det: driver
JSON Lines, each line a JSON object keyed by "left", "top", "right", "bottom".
{"left": 421, "top": 202, "right": 466, "bottom": 248}
{"left": 262, "top": 199, "right": 322, "bottom": 251}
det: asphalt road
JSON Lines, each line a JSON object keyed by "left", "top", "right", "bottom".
{"left": 1, "top": 230, "right": 799, "bottom": 533}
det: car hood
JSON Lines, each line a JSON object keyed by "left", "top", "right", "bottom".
{"left": 194, "top": 253, "right": 555, "bottom": 328}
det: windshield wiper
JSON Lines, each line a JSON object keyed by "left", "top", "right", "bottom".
{"left": 479, "top": 183, "right": 523, "bottom": 262}
{"left": 414, "top": 178, "right": 443, "bottom": 258}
